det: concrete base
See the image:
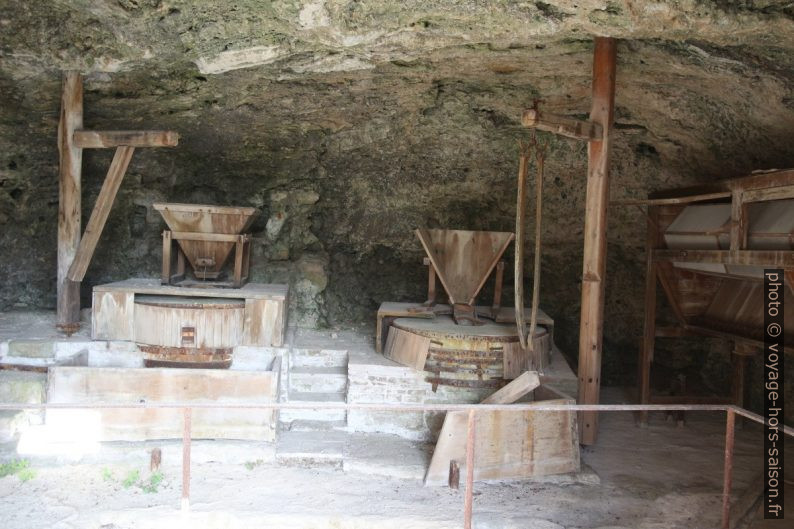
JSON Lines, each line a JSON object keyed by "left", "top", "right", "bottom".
{"left": 0, "top": 402, "right": 778, "bottom": 529}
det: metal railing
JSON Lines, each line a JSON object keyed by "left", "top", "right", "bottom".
{"left": 0, "top": 401, "right": 790, "bottom": 529}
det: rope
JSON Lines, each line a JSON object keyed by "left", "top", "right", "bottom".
{"left": 528, "top": 139, "right": 547, "bottom": 359}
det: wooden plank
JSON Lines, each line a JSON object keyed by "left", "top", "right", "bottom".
{"left": 242, "top": 298, "right": 285, "bottom": 347}
{"left": 56, "top": 71, "right": 83, "bottom": 329}
{"left": 612, "top": 191, "right": 731, "bottom": 207}
{"left": 46, "top": 366, "right": 278, "bottom": 441}
{"left": 503, "top": 330, "right": 551, "bottom": 378}
{"left": 424, "top": 395, "right": 579, "bottom": 486}
{"left": 577, "top": 36, "right": 616, "bottom": 445}
{"left": 383, "top": 326, "right": 430, "bottom": 370}
{"left": 481, "top": 371, "right": 540, "bottom": 404}
{"left": 169, "top": 231, "right": 247, "bottom": 242}
{"left": 67, "top": 146, "right": 135, "bottom": 281}
{"left": 521, "top": 109, "right": 603, "bottom": 141}
{"left": 653, "top": 249, "right": 794, "bottom": 267}
{"left": 741, "top": 184, "right": 794, "bottom": 203}
{"left": 375, "top": 301, "right": 437, "bottom": 353}
{"left": 91, "top": 290, "right": 134, "bottom": 340}
{"left": 93, "top": 278, "right": 288, "bottom": 301}
{"left": 73, "top": 130, "right": 179, "bottom": 148}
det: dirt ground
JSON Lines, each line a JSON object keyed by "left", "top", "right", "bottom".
{"left": 2, "top": 389, "right": 790, "bottom": 529}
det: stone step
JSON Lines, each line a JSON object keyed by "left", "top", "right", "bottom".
{"left": 275, "top": 430, "right": 347, "bottom": 468}
{"left": 289, "top": 366, "right": 348, "bottom": 393}
{"left": 279, "top": 392, "right": 347, "bottom": 423}
{"left": 287, "top": 419, "right": 348, "bottom": 432}
{"left": 0, "top": 371, "right": 46, "bottom": 404}
{"left": 290, "top": 348, "right": 348, "bottom": 369}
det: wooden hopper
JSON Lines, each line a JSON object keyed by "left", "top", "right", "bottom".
{"left": 416, "top": 229, "right": 514, "bottom": 324}
{"left": 154, "top": 203, "right": 258, "bottom": 282}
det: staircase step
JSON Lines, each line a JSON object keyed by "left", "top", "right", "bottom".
{"left": 279, "top": 392, "right": 347, "bottom": 423}
{"left": 287, "top": 419, "right": 348, "bottom": 432}
{"left": 275, "top": 430, "right": 347, "bottom": 468}
{"left": 289, "top": 366, "right": 348, "bottom": 393}
{"left": 290, "top": 348, "right": 348, "bottom": 368}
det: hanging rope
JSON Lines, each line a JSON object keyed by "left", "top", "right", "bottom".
{"left": 514, "top": 139, "right": 533, "bottom": 349}
{"left": 528, "top": 138, "right": 547, "bottom": 356}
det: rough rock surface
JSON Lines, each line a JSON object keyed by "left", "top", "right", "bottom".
{"left": 1, "top": 2, "right": 793, "bottom": 415}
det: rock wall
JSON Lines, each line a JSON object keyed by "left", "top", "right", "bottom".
{"left": 1, "top": 2, "right": 793, "bottom": 421}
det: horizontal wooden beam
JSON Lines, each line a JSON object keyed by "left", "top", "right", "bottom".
{"left": 521, "top": 109, "right": 602, "bottom": 141}
{"left": 612, "top": 191, "right": 731, "bottom": 207}
{"left": 169, "top": 231, "right": 250, "bottom": 243}
{"left": 646, "top": 169, "right": 794, "bottom": 202}
{"left": 652, "top": 249, "right": 794, "bottom": 268}
{"left": 741, "top": 184, "right": 794, "bottom": 203}
{"left": 74, "top": 130, "right": 179, "bottom": 148}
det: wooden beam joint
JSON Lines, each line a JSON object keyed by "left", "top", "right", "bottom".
{"left": 521, "top": 109, "right": 603, "bottom": 141}
{"left": 74, "top": 130, "right": 179, "bottom": 148}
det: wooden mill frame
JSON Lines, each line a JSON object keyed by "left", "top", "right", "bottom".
{"left": 624, "top": 170, "right": 794, "bottom": 422}
{"left": 522, "top": 37, "right": 616, "bottom": 444}
{"left": 56, "top": 72, "right": 179, "bottom": 332}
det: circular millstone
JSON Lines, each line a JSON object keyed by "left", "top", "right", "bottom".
{"left": 392, "top": 315, "right": 547, "bottom": 343}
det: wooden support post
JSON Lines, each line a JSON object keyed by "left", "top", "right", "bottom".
{"left": 162, "top": 230, "right": 173, "bottom": 285}
{"left": 423, "top": 257, "right": 437, "bottom": 306}
{"left": 67, "top": 146, "right": 135, "bottom": 281}
{"left": 729, "top": 189, "right": 747, "bottom": 251}
{"left": 638, "top": 206, "right": 659, "bottom": 425}
{"left": 491, "top": 261, "right": 504, "bottom": 315}
{"left": 233, "top": 239, "right": 245, "bottom": 287}
{"left": 56, "top": 71, "right": 84, "bottom": 331}
{"left": 577, "top": 37, "right": 617, "bottom": 445}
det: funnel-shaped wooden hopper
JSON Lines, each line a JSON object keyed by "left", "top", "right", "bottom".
{"left": 154, "top": 203, "right": 258, "bottom": 279}
{"left": 416, "top": 229, "right": 514, "bottom": 305}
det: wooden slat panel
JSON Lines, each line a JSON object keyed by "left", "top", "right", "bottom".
{"left": 91, "top": 291, "right": 134, "bottom": 341}
{"left": 242, "top": 298, "right": 284, "bottom": 347}
{"left": 134, "top": 301, "right": 244, "bottom": 348}
{"left": 383, "top": 326, "right": 430, "bottom": 370}
{"left": 424, "top": 395, "right": 579, "bottom": 486}
{"left": 47, "top": 366, "right": 278, "bottom": 441}
{"left": 416, "top": 229, "right": 514, "bottom": 305}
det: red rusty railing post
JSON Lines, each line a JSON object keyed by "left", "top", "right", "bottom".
{"left": 182, "top": 407, "right": 192, "bottom": 512}
{"left": 721, "top": 408, "right": 735, "bottom": 529}
{"left": 464, "top": 408, "right": 476, "bottom": 529}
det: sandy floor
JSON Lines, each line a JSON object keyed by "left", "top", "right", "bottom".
{"left": 2, "top": 395, "right": 789, "bottom": 529}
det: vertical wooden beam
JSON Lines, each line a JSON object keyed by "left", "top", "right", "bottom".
{"left": 162, "top": 231, "right": 173, "bottom": 285}
{"left": 729, "top": 189, "right": 747, "bottom": 251}
{"left": 638, "top": 206, "right": 660, "bottom": 425}
{"left": 67, "top": 146, "right": 135, "bottom": 281}
{"left": 577, "top": 37, "right": 617, "bottom": 445}
{"left": 56, "top": 71, "right": 83, "bottom": 331}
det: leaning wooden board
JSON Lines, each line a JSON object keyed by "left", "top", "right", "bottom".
{"left": 424, "top": 386, "right": 580, "bottom": 486}
{"left": 46, "top": 365, "right": 280, "bottom": 441}
{"left": 383, "top": 325, "right": 431, "bottom": 370}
